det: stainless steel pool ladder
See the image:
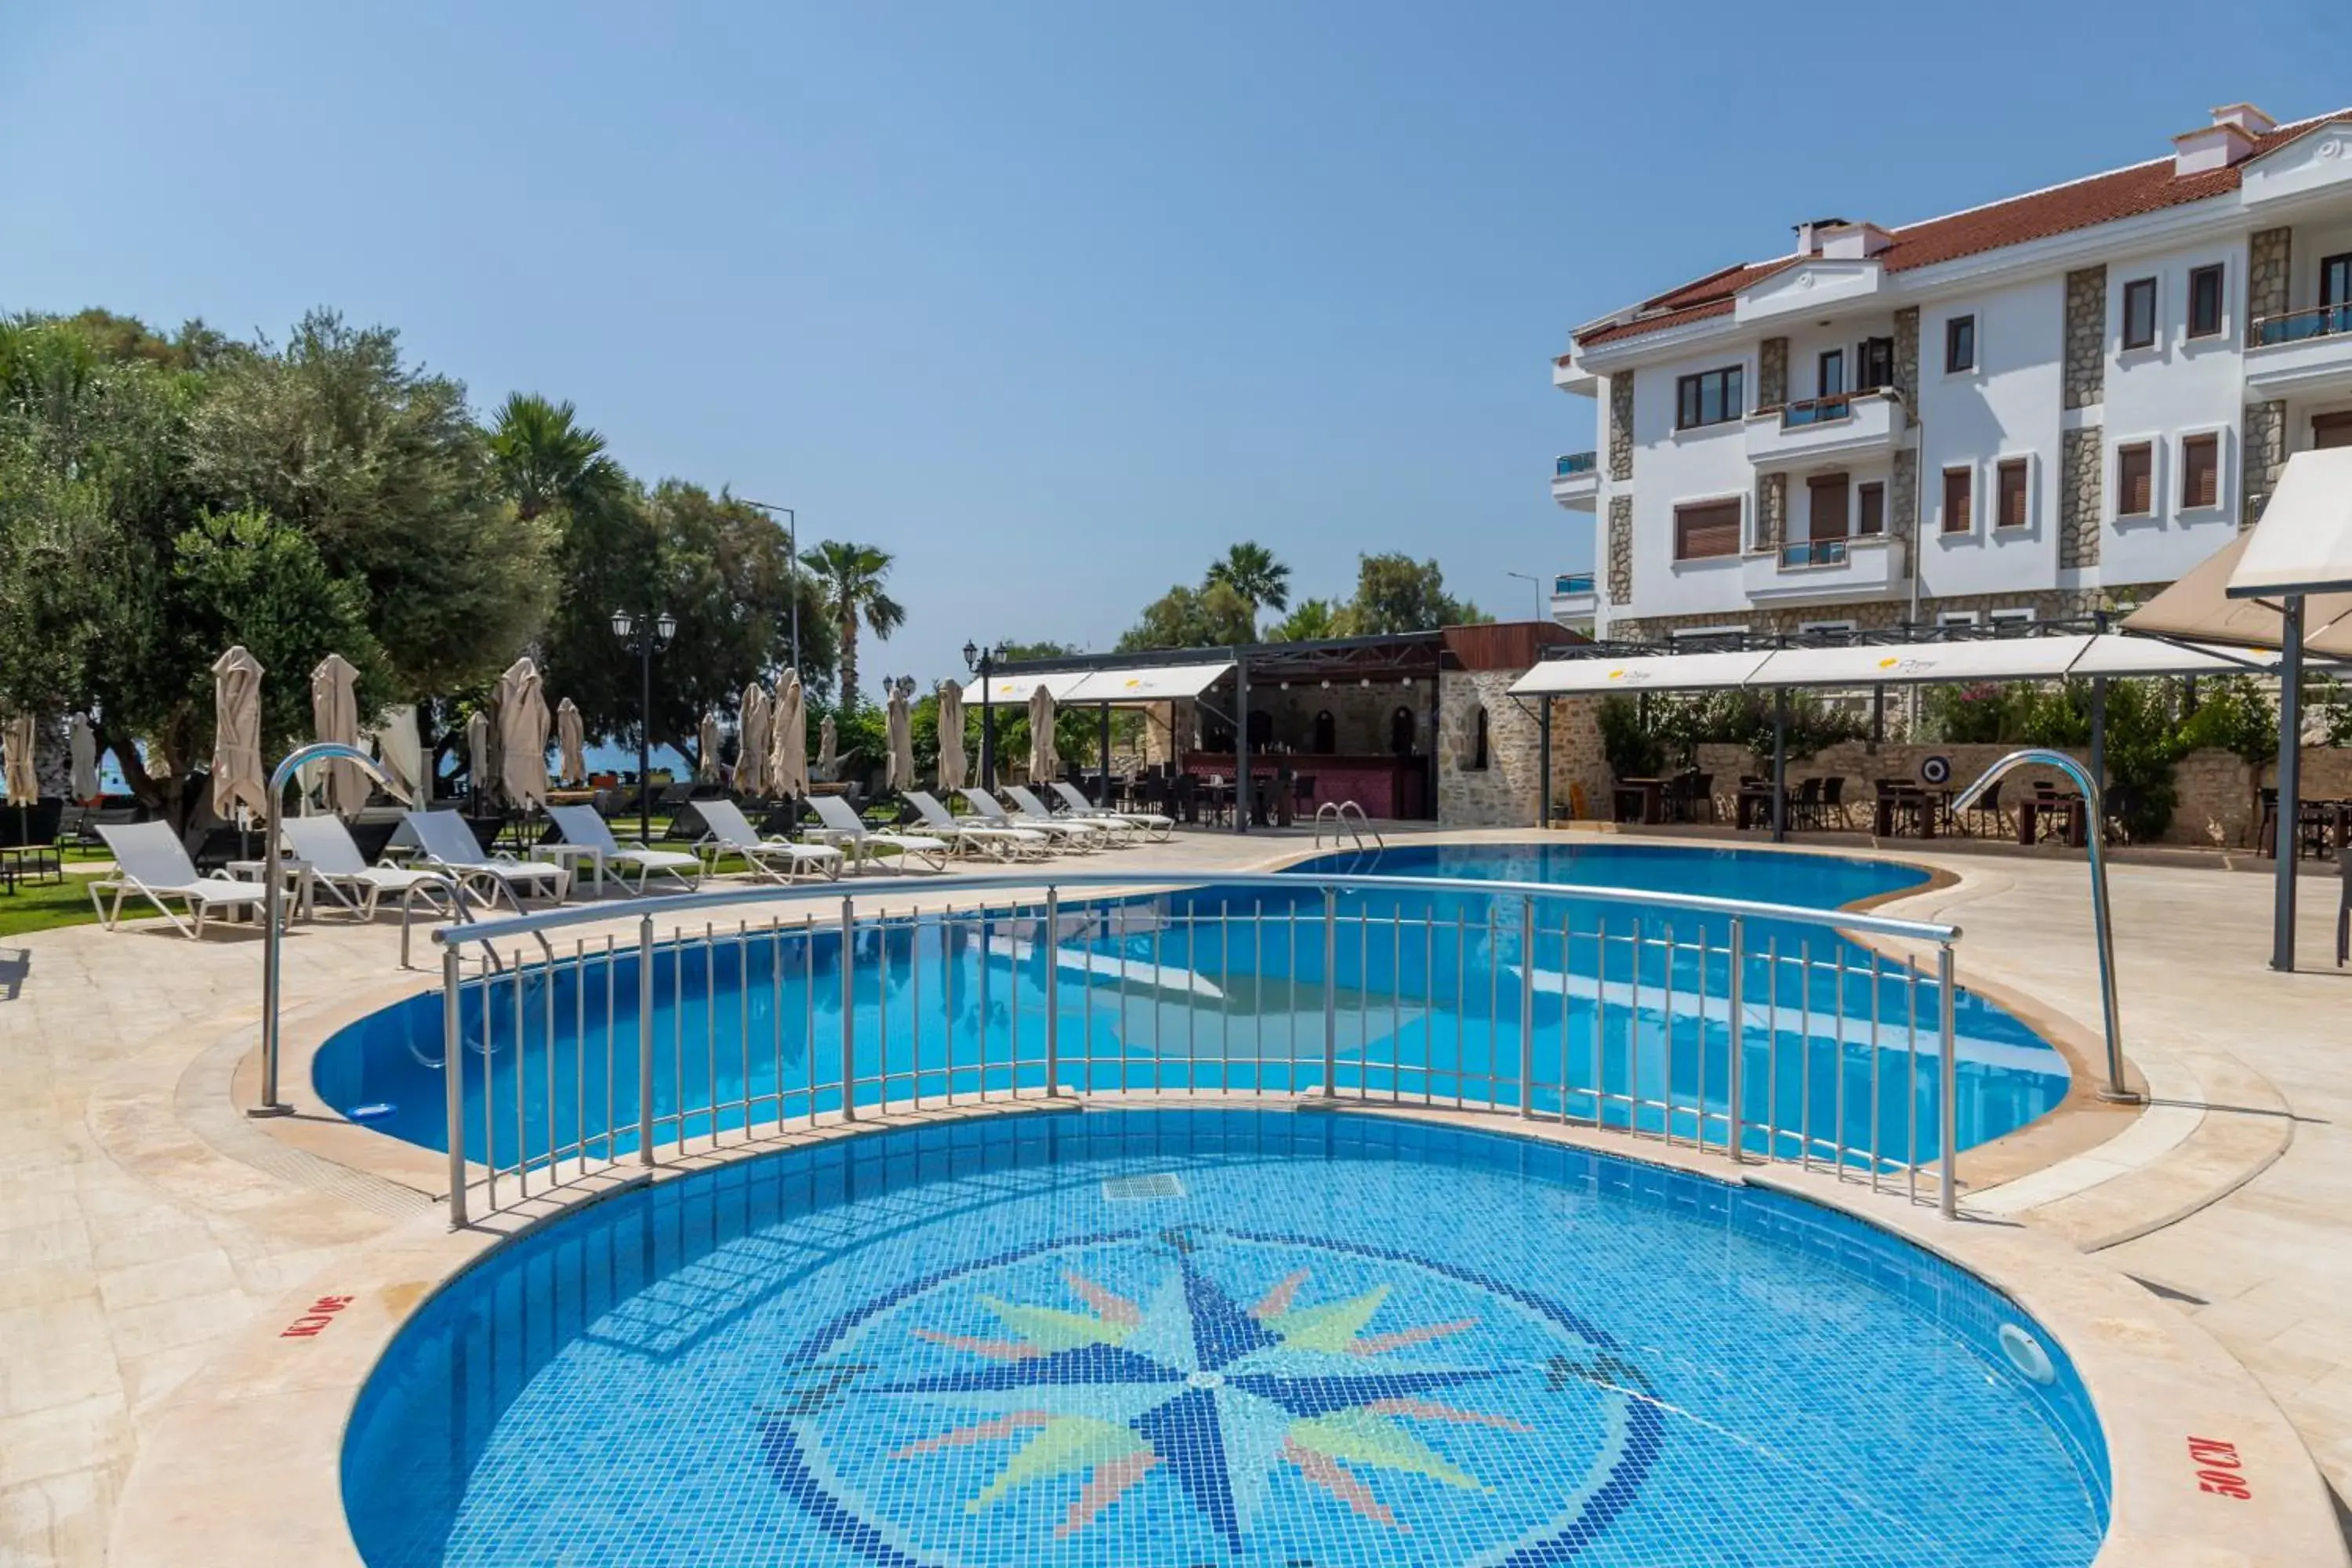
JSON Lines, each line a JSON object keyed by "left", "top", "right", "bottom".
{"left": 1312, "top": 800, "right": 1383, "bottom": 853}
{"left": 1951, "top": 750, "right": 2137, "bottom": 1104}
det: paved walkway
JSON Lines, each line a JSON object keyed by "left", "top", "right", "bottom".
{"left": 2, "top": 827, "right": 2348, "bottom": 1562}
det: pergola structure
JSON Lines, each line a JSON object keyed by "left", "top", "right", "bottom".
{"left": 963, "top": 632, "right": 1454, "bottom": 832}
{"left": 1508, "top": 625, "right": 2270, "bottom": 844}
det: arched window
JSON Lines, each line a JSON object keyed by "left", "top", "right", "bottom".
{"left": 1389, "top": 706, "right": 1414, "bottom": 756}
{"left": 1312, "top": 710, "right": 1337, "bottom": 753}
{"left": 1246, "top": 710, "right": 1273, "bottom": 748}
{"left": 1471, "top": 707, "right": 1491, "bottom": 771}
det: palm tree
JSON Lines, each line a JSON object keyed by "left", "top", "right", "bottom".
{"left": 801, "top": 540, "right": 905, "bottom": 705}
{"left": 1204, "top": 542, "right": 1291, "bottom": 637}
{"left": 1268, "top": 597, "right": 1346, "bottom": 642}
{"left": 487, "top": 393, "right": 625, "bottom": 521}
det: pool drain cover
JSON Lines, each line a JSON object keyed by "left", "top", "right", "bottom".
{"left": 1102, "top": 1173, "right": 1185, "bottom": 1202}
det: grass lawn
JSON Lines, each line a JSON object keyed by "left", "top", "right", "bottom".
{"left": 0, "top": 869, "right": 103, "bottom": 939}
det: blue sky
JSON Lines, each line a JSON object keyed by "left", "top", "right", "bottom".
{"left": 5, "top": 2, "right": 2346, "bottom": 691}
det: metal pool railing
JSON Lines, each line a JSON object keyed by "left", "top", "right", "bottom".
{"left": 427, "top": 871, "right": 1964, "bottom": 1229}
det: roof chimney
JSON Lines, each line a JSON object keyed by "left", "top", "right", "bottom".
{"left": 1791, "top": 216, "right": 1849, "bottom": 256}
{"left": 1818, "top": 221, "right": 1893, "bottom": 260}
{"left": 2174, "top": 103, "right": 2270, "bottom": 176}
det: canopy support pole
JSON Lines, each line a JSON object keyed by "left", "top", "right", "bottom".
{"left": 2273, "top": 595, "right": 2305, "bottom": 972}
{"left": 1232, "top": 656, "right": 1250, "bottom": 835}
{"left": 1771, "top": 688, "right": 1788, "bottom": 844}
{"left": 1537, "top": 697, "right": 1553, "bottom": 828}
{"left": 2089, "top": 676, "right": 2107, "bottom": 841}
{"left": 1097, "top": 702, "right": 1112, "bottom": 804}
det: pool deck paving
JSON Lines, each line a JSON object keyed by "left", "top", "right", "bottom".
{"left": 1, "top": 824, "right": 2348, "bottom": 1563}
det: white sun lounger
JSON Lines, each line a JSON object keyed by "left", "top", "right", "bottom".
{"left": 960, "top": 787, "right": 1108, "bottom": 848}
{"left": 691, "top": 799, "right": 843, "bottom": 884}
{"left": 546, "top": 804, "right": 703, "bottom": 895}
{"left": 804, "top": 793, "right": 948, "bottom": 873}
{"left": 89, "top": 822, "right": 270, "bottom": 937}
{"left": 1005, "top": 786, "right": 1132, "bottom": 846}
{"left": 402, "top": 810, "right": 568, "bottom": 909}
{"left": 279, "top": 815, "right": 459, "bottom": 919}
{"left": 1049, "top": 780, "right": 1175, "bottom": 841}
{"left": 905, "top": 790, "right": 1052, "bottom": 860}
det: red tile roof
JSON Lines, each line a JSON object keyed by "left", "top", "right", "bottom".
{"left": 1577, "top": 111, "right": 2349, "bottom": 350}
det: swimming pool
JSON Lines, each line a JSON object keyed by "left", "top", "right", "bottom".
{"left": 341, "top": 1109, "right": 2111, "bottom": 1566}
{"left": 314, "top": 841, "right": 2070, "bottom": 1180}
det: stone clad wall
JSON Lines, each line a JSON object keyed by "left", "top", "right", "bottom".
{"left": 2059, "top": 426, "right": 2103, "bottom": 569}
{"left": 1436, "top": 671, "right": 1609, "bottom": 827}
{"left": 2248, "top": 227, "right": 2292, "bottom": 337}
{"left": 1892, "top": 307, "right": 1919, "bottom": 424}
{"left": 1607, "top": 376, "right": 1634, "bottom": 482}
{"left": 1757, "top": 337, "right": 1788, "bottom": 409}
{"left": 2242, "top": 401, "right": 2286, "bottom": 528}
{"left": 1606, "top": 497, "right": 1633, "bottom": 606}
{"left": 2063, "top": 267, "right": 2107, "bottom": 409}
{"left": 1755, "top": 472, "right": 1786, "bottom": 550}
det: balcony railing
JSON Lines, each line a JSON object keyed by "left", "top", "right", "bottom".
{"left": 1780, "top": 538, "right": 1849, "bottom": 568}
{"left": 2252, "top": 303, "right": 2352, "bottom": 347}
{"left": 1555, "top": 451, "right": 1598, "bottom": 477}
{"left": 1553, "top": 572, "right": 1595, "bottom": 596}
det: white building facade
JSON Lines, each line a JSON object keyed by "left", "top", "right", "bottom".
{"left": 1549, "top": 103, "right": 2352, "bottom": 643}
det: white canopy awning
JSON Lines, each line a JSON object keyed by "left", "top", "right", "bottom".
{"left": 1511, "top": 631, "right": 2267, "bottom": 698}
{"left": 1507, "top": 649, "right": 1773, "bottom": 696}
{"left": 961, "top": 670, "right": 1092, "bottom": 704}
{"left": 1063, "top": 662, "right": 1234, "bottom": 705}
{"left": 2230, "top": 446, "right": 2352, "bottom": 598}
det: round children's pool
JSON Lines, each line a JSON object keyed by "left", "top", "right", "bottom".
{"left": 342, "top": 1109, "right": 2110, "bottom": 1566}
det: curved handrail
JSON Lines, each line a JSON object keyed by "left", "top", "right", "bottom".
{"left": 1952, "top": 748, "right": 2133, "bottom": 1102}
{"left": 432, "top": 865, "right": 1962, "bottom": 950}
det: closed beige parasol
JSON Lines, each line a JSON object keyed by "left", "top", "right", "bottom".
{"left": 309, "top": 653, "right": 368, "bottom": 815}
{"left": 494, "top": 658, "right": 551, "bottom": 811}
{"left": 935, "top": 680, "right": 967, "bottom": 792}
{"left": 557, "top": 699, "right": 589, "bottom": 786}
{"left": 775, "top": 672, "right": 809, "bottom": 798}
{"left": 2, "top": 711, "right": 35, "bottom": 807}
{"left": 211, "top": 645, "right": 268, "bottom": 822}
{"left": 886, "top": 681, "right": 916, "bottom": 793}
{"left": 736, "top": 683, "right": 771, "bottom": 799}
{"left": 1027, "top": 684, "right": 1058, "bottom": 782}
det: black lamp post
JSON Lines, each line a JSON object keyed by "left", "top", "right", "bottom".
{"left": 963, "top": 639, "right": 1000, "bottom": 789}
{"left": 612, "top": 607, "right": 677, "bottom": 843}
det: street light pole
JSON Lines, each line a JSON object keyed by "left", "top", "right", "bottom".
{"left": 742, "top": 498, "right": 800, "bottom": 678}
{"left": 964, "top": 640, "right": 998, "bottom": 790}
{"left": 612, "top": 608, "right": 676, "bottom": 844}
{"left": 1506, "top": 570, "right": 1545, "bottom": 623}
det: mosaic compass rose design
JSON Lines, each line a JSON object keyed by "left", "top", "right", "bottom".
{"left": 757, "top": 1225, "right": 1663, "bottom": 1566}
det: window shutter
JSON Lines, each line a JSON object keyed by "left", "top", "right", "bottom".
{"left": 2118, "top": 445, "right": 2153, "bottom": 514}
{"left": 1941, "top": 467, "right": 1972, "bottom": 532}
{"left": 1997, "top": 459, "right": 2028, "bottom": 528}
{"left": 2182, "top": 436, "right": 2218, "bottom": 510}
{"left": 1673, "top": 501, "right": 1743, "bottom": 560}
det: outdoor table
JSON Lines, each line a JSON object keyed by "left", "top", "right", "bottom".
{"left": 2016, "top": 793, "right": 2087, "bottom": 848}
{"left": 1736, "top": 782, "right": 1780, "bottom": 831}
{"left": 532, "top": 841, "right": 608, "bottom": 895}
{"left": 1614, "top": 778, "right": 1664, "bottom": 826}
{"left": 227, "top": 857, "right": 318, "bottom": 923}
{"left": 1872, "top": 785, "right": 1940, "bottom": 839}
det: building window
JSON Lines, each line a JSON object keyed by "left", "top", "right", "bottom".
{"left": 1672, "top": 499, "right": 1743, "bottom": 561}
{"left": 1312, "top": 710, "right": 1336, "bottom": 754}
{"left": 2187, "top": 265, "right": 2225, "bottom": 339}
{"left": 1470, "top": 709, "right": 1490, "bottom": 771}
{"left": 1800, "top": 619, "right": 1857, "bottom": 637}
{"left": 1944, "top": 315, "right": 1976, "bottom": 373}
{"left": 2182, "top": 433, "right": 2220, "bottom": 510}
{"left": 1996, "top": 458, "right": 2029, "bottom": 529}
{"left": 1389, "top": 706, "right": 1414, "bottom": 756}
{"left": 1675, "top": 366, "right": 1744, "bottom": 430}
{"left": 1817, "top": 348, "right": 1845, "bottom": 398}
{"left": 1936, "top": 610, "right": 1980, "bottom": 627}
{"left": 2122, "top": 278, "right": 2158, "bottom": 350}
{"left": 1988, "top": 607, "right": 2037, "bottom": 626}
{"left": 2118, "top": 441, "right": 2154, "bottom": 516}
{"left": 1940, "top": 466, "right": 1973, "bottom": 534}
{"left": 1859, "top": 336, "right": 1894, "bottom": 390}
{"left": 1857, "top": 481, "right": 1886, "bottom": 535}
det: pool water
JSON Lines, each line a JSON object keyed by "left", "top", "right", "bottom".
{"left": 342, "top": 1110, "right": 2111, "bottom": 1566}
{"left": 316, "top": 842, "right": 2070, "bottom": 1175}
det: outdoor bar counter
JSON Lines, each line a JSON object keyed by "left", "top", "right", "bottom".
{"left": 1180, "top": 753, "right": 1427, "bottom": 819}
